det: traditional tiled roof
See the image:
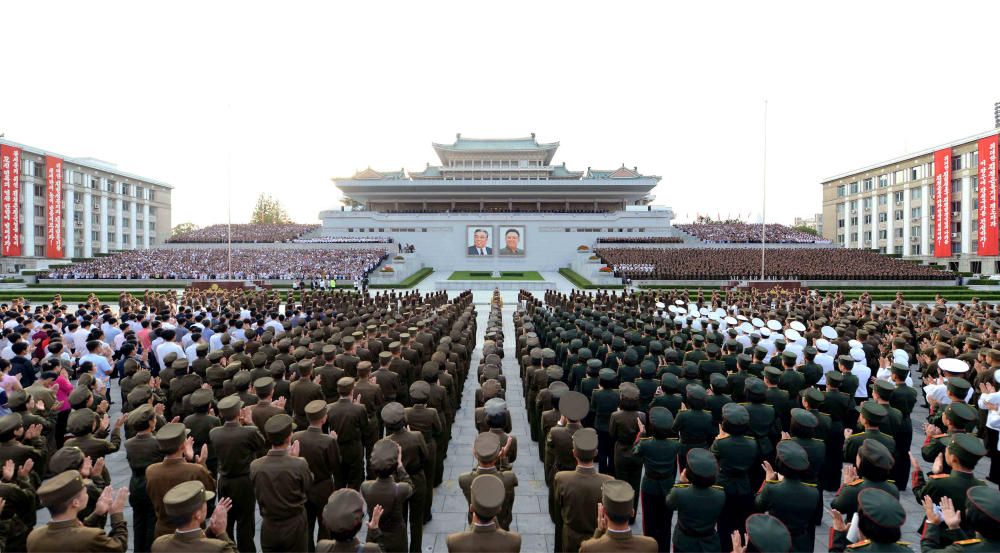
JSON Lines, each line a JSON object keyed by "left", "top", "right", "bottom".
{"left": 585, "top": 165, "right": 644, "bottom": 179}
{"left": 352, "top": 167, "right": 407, "bottom": 180}
{"left": 550, "top": 163, "right": 584, "bottom": 178}
{"left": 432, "top": 133, "right": 558, "bottom": 152}
{"left": 408, "top": 164, "right": 443, "bottom": 179}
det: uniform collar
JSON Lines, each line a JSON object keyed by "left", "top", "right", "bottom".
{"left": 473, "top": 522, "right": 497, "bottom": 533}
{"left": 307, "top": 426, "right": 323, "bottom": 433}
{"left": 607, "top": 528, "right": 633, "bottom": 539}
{"left": 576, "top": 465, "right": 597, "bottom": 474}
{"left": 267, "top": 448, "right": 289, "bottom": 457}
{"left": 47, "top": 518, "right": 81, "bottom": 529}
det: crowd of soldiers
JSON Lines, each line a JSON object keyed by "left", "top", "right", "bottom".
{"left": 675, "top": 223, "right": 829, "bottom": 244}
{"left": 595, "top": 247, "right": 951, "bottom": 281}
{"left": 166, "top": 224, "right": 321, "bottom": 244}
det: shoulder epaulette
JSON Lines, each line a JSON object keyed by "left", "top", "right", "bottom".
{"left": 765, "top": 479, "right": 780, "bottom": 484}
{"left": 803, "top": 482, "right": 817, "bottom": 487}
{"left": 812, "top": 438, "right": 823, "bottom": 442}
{"left": 639, "top": 436, "right": 653, "bottom": 441}
{"left": 668, "top": 437, "right": 679, "bottom": 441}
{"left": 930, "top": 474, "right": 949, "bottom": 479}
{"left": 711, "top": 484, "right": 724, "bottom": 489}
{"left": 847, "top": 539, "right": 871, "bottom": 549}
{"left": 931, "top": 433, "right": 947, "bottom": 439}
{"left": 738, "top": 402, "right": 749, "bottom": 405}
{"left": 955, "top": 538, "right": 981, "bottom": 545}
{"left": 895, "top": 542, "right": 910, "bottom": 546}
{"left": 747, "top": 436, "right": 756, "bottom": 440}
{"left": 887, "top": 479, "right": 895, "bottom": 484}
{"left": 717, "top": 435, "right": 729, "bottom": 440}
{"left": 847, "top": 479, "right": 864, "bottom": 486}
{"left": 674, "top": 483, "right": 690, "bottom": 488}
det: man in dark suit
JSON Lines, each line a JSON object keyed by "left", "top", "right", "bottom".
{"left": 467, "top": 228, "right": 493, "bottom": 255}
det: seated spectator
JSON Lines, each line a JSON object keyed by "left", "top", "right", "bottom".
{"left": 676, "top": 223, "right": 828, "bottom": 244}
{"left": 167, "top": 224, "right": 319, "bottom": 243}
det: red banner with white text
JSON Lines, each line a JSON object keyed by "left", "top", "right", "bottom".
{"left": 934, "top": 148, "right": 952, "bottom": 258}
{"left": 0, "top": 146, "right": 21, "bottom": 257}
{"left": 978, "top": 136, "right": 999, "bottom": 256}
{"left": 45, "top": 156, "right": 63, "bottom": 258}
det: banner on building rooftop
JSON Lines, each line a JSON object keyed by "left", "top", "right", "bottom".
{"left": 978, "top": 136, "right": 999, "bottom": 256}
{"left": 0, "top": 145, "right": 21, "bottom": 257}
{"left": 45, "top": 156, "right": 63, "bottom": 258}
{"left": 934, "top": 148, "right": 952, "bottom": 258}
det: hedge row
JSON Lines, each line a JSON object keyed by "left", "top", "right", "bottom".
{"left": 369, "top": 268, "right": 434, "bottom": 289}
{"left": 559, "top": 268, "right": 625, "bottom": 290}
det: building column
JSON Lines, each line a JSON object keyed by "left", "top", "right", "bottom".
{"left": 855, "top": 198, "right": 863, "bottom": 249}
{"left": 129, "top": 200, "right": 137, "bottom": 250}
{"left": 843, "top": 201, "right": 851, "bottom": 248}
{"left": 82, "top": 190, "right": 93, "bottom": 258}
{"left": 903, "top": 188, "right": 912, "bottom": 256}
{"left": 921, "top": 183, "right": 931, "bottom": 256}
{"left": 115, "top": 197, "right": 123, "bottom": 249}
{"left": 23, "top": 179, "right": 34, "bottom": 257}
{"left": 99, "top": 180, "right": 109, "bottom": 254}
{"left": 64, "top": 181, "right": 75, "bottom": 259}
{"left": 142, "top": 204, "right": 150, "bottom": 248}
{"left": 961, "top": 175, "right": 972, "bottom": 255}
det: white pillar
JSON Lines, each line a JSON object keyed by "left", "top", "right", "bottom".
{"left": 99, "top": 178, "right": 109, "bottom": 253}
{"left": 115, "top": 197, "right": 123, "bottom": 250}
{"left": 843, "top": 201, "right": 851, "bottom": 248}
{"left": 885, "top": 192, "right": 893, "bottom": 254}
{"left": 903, "top": 187, "right": 912, "bottom": 256}
{"left": 921, "top": 183, "right": 931, "bottom": 257}
{"left": 129, "top": 199, "right": 137, "bottom": 250}
{"left": 82, "top": 189, "right": 93, "bottom": 258}
{"left": 23, "top": 178, "right": 34, "bottom": 257}
{"left": 142, "top": 203, "right": 150, "bottom": 248}
{"left": 961, "top": 175, "right": 972, "bottom": 255}
{"left": 64, "top": 180, "right": 75, "bottom": 259}
{"left": 856, "top": 198, "right": 864, "bottom": 249}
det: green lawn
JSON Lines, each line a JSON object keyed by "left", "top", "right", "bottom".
{"left": 448, "top": 271, "right": 544, "bottom": 281}
{"left": 558, "top": 268, "right": 625, "bottom": 289}
{"left": 369, "top": 268, "right": 434, "bottom": 289}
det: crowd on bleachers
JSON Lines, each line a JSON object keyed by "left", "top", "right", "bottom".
{"left": 676, "top": 223, "right": 829, "bottom": 243}
{"left": 595, "top": 236, "right": 684, "bottom": 244}
{"left": 43, "top": 248, "right": 388, "bottom": 280}
{"left": 378, "top": 208, "right": 613, "bottom": 214}
{"left": 291, "top": 236, "right": 393, "bottom": 244}
{"left": 166, "top": 224, "right": 320, "bottom": 243}
{"left": 595, "top": 247, "right": 952, "bottom": 280}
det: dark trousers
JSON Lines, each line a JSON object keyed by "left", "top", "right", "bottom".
{"left": 220, "top": 475, "right": 256, "bottom": 553}
{"left": 717, "top": 491, "right": 753, "bottom": 550}
{"left": 408, "top": 472, "right": 427, "bottom": 553}
{"left": 613, "top": 452, "right": 642, "bottom": 520}
{"left": 130, "top": 481, "right": 157, "bottom": 553}
{"left": 596, "top": 429, "right": 615, "bottom": 475}
{"left": 422, "top": 443, "right": 436, "bottom": 522}
{"left": 55, "top": 410, "right": 69, "bottom": 448}
{"left": 260, "top": 511, "right": 307, "bottom": 553}
{"left": 641, "top": 491, "right": 672, "bottom": 552}
{"left": 339, "top": 443, "right": 365, "bottom": 490}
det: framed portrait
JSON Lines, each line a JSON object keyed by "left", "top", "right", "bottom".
{"left": 498, "top": 226, "right": 525, "bottom": 256}
{"left": 466, "top": 225, "right": 494, "bottom": 256}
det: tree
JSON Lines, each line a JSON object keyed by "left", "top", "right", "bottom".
{"left": 250, "top": 193, "right": 292, "bottom": 225}
{"left": 171, "top": 222, "right": 199, "bottom": 237}
{"left": 792, "top": 225, "right": 819, "bottom": 236}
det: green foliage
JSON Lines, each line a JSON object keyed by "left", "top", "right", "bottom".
{"left": 791, "top": 225, "right": 819, "bottom": 236}
{"left": 250, "top": 194, "right": 292, "bottom": 225}
{"left": 369, "top": 268, "right": 434, "bottom": 289}
{"left": 447, "top": 271, "right": 544, "bottom": 281}
{"left": 559, "top": 268, "right": 624, "bottom": 289}
{"left": 171, "top": 222, "right": 199, "bottom": 237}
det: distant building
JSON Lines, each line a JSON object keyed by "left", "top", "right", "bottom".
{"left": 0, "top": 138, "right": 172, "bottom": 272}
{"left": 793, "top": 214, "right": 823, "bottom": 235}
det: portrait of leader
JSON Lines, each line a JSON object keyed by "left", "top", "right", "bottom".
{"left": 467, "top": 226, "right": 493, "bottom": 256}
{"left": 499, "top": 227, "right": 525, "bottom": 256}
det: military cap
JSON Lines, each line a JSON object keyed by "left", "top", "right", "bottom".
{"left": 381, "top": 402, "right": 405, "bottom": 426}
{"left": 474, "top": 432, "right": 502, "bottom": 463}
{"left": 68, "top": 386, "right": 92, "bottom": 408}
{"left": 337, "top": 376, "right": 355, "bottom": 393}
{"left": 560, "top": 391, "right": 589, "bottom": 421}
{"left": 4, "top": 391, "right": 27, "bottom": 410}
{"left": 949, "top": 432, "right": 987, "bottom": 466}
{"left": 264, "top": 414, "right": 294, "bottom": 443}
{"left": 619, "top": 382, "right": 639, "bottom": 401}
{"left": 37, "top": 470, "right": 86, "bottom": 508}
{"left": 686, "top": 384, "right": 707, "bottom": 401}
{"left": 685, "top": 448, "right": 718, "bottom": 479}
{"left": 163, "top": 352, "right": 179, "bottom": 365}
{"left": 378, "top": 351, "right": 392, "bottom": 361}
{"left": 190, "top": 389, "right": 213, "bottom": 409}
{"left": 156, "top": 423, "right": 189, "bottom": 453}
{"left": 207, "top": 350, "right": 224, "bottom": 363}
{"left": 66, "top": 409, "right": 95, "bottom": 435}
{"left": 709, "top": 373, "right": 728, "bottom": 390}
{"left": 705, "top": 343, "right": 720, "bottom": 355}
{"left": 305, "top": 399, "right": 327, "bottom": 422}
{"left": 548, "top": 381, "right": 569, "bottom": 399}
{"left": 781, "top": 350, "right": 797, "bottom": 362}
{"left": 776, "top": 439, "right": 809, "bottom": 472}
{"left": 572, "top": 427, "right": 599, "bottom": 454}
{"left": 966, "top": 486, "right": 1000, "bottom": 524}
{"left": 857, "top": 488, "right": 905, "bottom": 529}
{"left": 837, "top": 354, "right": 855, "bottom": 365}
{"left": 649, "top": 406, "right": 674, "bottom": 430}
{"left": 233, "top": 371, "right": 252, "bottom": 387}
{"left": 253, "top": 377, "right": 275, "bottom": 397}
{"left": 47, "top": 446, "right": 85, "bottom": 474}
{"left": 586, "top": 359, "right": 603, "bottom": 371}
{"left": 218, "top": 396, "right": 243, "bottom": 419}
{"left": 369, "top": 439, "right": 398, "bottom": 473}
{"left": 545, "top": 366, "right": 564, "bottom": 381}
{"left": 800, "top": 387, "right": 824, "bottom": 404}
{"left": 692, "top": 334, "right": 705, "bottom": 343}
{"left": 745, "top": 513, "right": 792, "bottom": 553}
{"left": 890, "top": 363, "right": 910, "bottom": 378}
{"left": 172, "top": 358, "right": 190, "bottom": 371}
{"left": 825, "top": 371, "right": 844, "bottom": 385}
{"left": 598, "top": 368, "right": 617, "bottom": 382}
{"left": 803, "top": 346, "right": 817, "bottom": 356}
{"left": 763, "top": 366, "right": 783, "bottom": 380}
{"left": 470, "top": 474, "right": 505, "bottom": 520}
{"left": 127, "top": 386, "right": 153, "bottom": 408}
{"left": 601, "top": 480, "right": 635, "bottom": 519}
{"left": 722, "top": 402, "right": 749, "bottom": 426}
{"left": 947, "top": 377, "right": 971, "bottom": 398}
{"left": 790, "top": 408, "right": 817, "bottom": 429}
{"left": 745, "top": 377, "right": 767, "bottom": 397}
{"left": 858, "top": 438, "right": 893, "bottom": 470}
{"left": 541, "top": 348, "right": 556, "bottom": 360}
{"left": 420, "top": 363, "right": 439, "bottom": 380}
{"left": 388, "top": 341, "right": 401, "bottom": 351}
{"left": 341, "top": 336, "right": 355, "bottom": 347}
{"left": 859, "top": 401, "right": 887, "bottom": 424}
{"left": 127, "top": 404, "right": 156, "bottom": 429}
{"left": 945, "top": 402, "right": 977, "bottom": 426}
{"left": 163, "top": 480, "right": 215, "bottom": 518}
{"left": 484, "top": 397, "right": 507, "bottom": 417}
{"left": 409, "top": 380, "right": 430, "bottom": 402}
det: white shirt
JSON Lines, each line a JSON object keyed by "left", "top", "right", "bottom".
{"left": 209, "top": 333, "right": 225, "bottom": 352}
{"left": 816, "top": 353, "right": 835, "bottom": 386}
{"left": 156, "top": 342, "right": 185, "bottom": 370}
{"left": 851, "top": 363, "right": 872, "bottom": 398}
{"left": 72, "top": 328, "right": 90, "bottom": 354}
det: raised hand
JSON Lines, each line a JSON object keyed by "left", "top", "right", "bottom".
{"left": 731, "top": 530, "right": 748, "bottom": 553}
{"left": 81, "top": 456, "right": 94, "bottom": 478}
{"left": 17, "top": 459, "right": 34, "bottom": 480}
{"left": 829, "top": 508, "right": 848, "bottom": 533}
{"left": 932, "top": 452, "right": 945, "bottom": 474}
{"left": 273, "top": 397, "right": 287, "bottom": 409}
{"left": 941, "top": 496, "right": 962, "bottom": 530}
{"left": 843, "top": 428, "right": 853, "bottom": 440}
{"left": 368, "top": 504, "right": 384, "bottom": 530}
{"left": 111, "top": 488, "right": 129, "bottom": 514}
{"left": 183, "top": 437, "right": 195, "bottom": 461}
{"left": 94, "top": 486, "right": 114, "bottom": 516}
{"left": 93, "top": 457, "right": 105, "bottom": 478}
{"left": 762, "top": 460, "right": 777, "bottom": 482}
{"left": 100, "top": 415, "right": 110, "bottom": 432}
{"left": 208, "top": 497, "right": 232, "bottom": 536}
{"left": 596, "top": 503, "right": 608, "bottom": 533}
{"left": 1, "top": 460, "right": 13, "bottom": 482}
{"left": 922, "top": 495, "right": 941, "bottom": 525}
{"left": 195, "top": 444, "right": 209, "bottom": 466}
{"left": 289, "top": 440, "right": 300, "bottom": 458}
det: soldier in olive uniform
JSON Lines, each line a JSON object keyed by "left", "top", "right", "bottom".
{"left": 354, "top": 361, "right": 385, "bottom": 466}
{"left": 28, "top": 470, "right": 129, "bottom": 553}
{"left": 608, "top": 383, "right": 646, "bottom": 520}
{"left": 210, "top": 396, "right": 267, "bottom": 552}
{"left": 124, "top": 404, "right": 164, "bottom": 553}
{"left": 591, "top": 369, "right": 620, "bottom": 474}
{"left": 459, "top": 432, "right": 517, "bottom": 531}
{"left": 755, "top": 440, "right": 821, "bottom": 552}
{"left": 318, "top": 488, "right": 387, "bottom": 553}
{"left": 921, "top": 486, "right": 1000, "bottom": 552}
{"left": 289, "top": 362, "right": 325, "bottom": 430}
{"left": 251, "top": 414, "right": 312, "bottom": 553}
{"left": 888, "top": 363, "right": 917, "bottom": 490}
{"left": 632, "top": 406, "right": 681, "bottom": 552}
{"left": 710, "top": 402, "right": 760, "bottom": 549}
{"left": 383, "top": 402, "right": 428, "bottom": 552}
{"left": 829, "top": 488, "right": 911, "bottom": 552}
{"left": 361, "top": 439, "right": 414, "bottom": 553}
{"left": 845, "top": 401, "right": 896, "bottom": 462}
{"left": 912, "top": 432, "right": 987, "bottom": 535}
{"left": 665, "top": 448, "right": 726, "bottom": 552}
{"left": 327, "top": 377, "right": 371, "bottom": 490}
{"left": 150, "top": 481, "right": 237, "bottom": 553}
{"left": 579, "top": 480, "right": 658, "bottom": 552}
{"left": 673, "top": 384, "right": 715, "bottom": 471}
{"left": 545, "top": 392, "right": 588, "bottom": 552}
{"left": 249, "top": 377, "right": 285, "bottom": 435}
{"left": 292, "top": 400, "right": 341, "bottom": 550}
{"left": 446, "top": 474, "right": 521, "bottom": 553}
{"left": 831, "top": 439, "right": 899, "bottom": 519}
{"left": 145, "top": 423, "right": 217, "bottom": 538}
{"left": 822, "top": 371, "right": 853, "bottom": 491}
{"left": 923, "top": 403, "right": 976, "bottom": 476}
{"left": 553, "top": 428, "right": 613, "bottom": 553}
{"left": 404, "top": 380, "right": 442, "bottom": 518}
{"left": 737, "top": 514, "right": 793, "bottom": 553}
{"left": 183, "top": 389, "right": 221, "bottom": 477}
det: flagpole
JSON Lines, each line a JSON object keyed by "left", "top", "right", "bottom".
{"left": 227, "top": 103, "right": 232, "bottom": 277}
{"left": 760, "top": 99, "right": 768, "bottom": 282}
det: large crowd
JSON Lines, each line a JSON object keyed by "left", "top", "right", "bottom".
{"left": 677, "top": 223, "right": 830, "bottom": 244}
{"left": 43, "top": 248, "right": 388, "bottom": 281}
{"left": 595, "top": 236, "right": 684, "bottom": 244}
{"left": 292, "top": 236, "right": 393, "bottom": 244}
{"left": 596, "top": 247, "right": 952, "bottom": 281}
{"left": 167, "top": 224, "right": 320, "bottom": 244}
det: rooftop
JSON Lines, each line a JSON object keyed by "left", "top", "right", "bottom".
{"left": 0, "top": 138, "right": 173, "bottom": 188}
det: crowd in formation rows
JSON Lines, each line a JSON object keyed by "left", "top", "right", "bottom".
{"left": 675, "top": 224, "right": 830, "bottom": 244}
{"left": 595, "top": 247, "right": 952, "bottom": 281}
{"left": 167, "top": 225, "right": 321, "bottom": 244}
{"left": 43, "top": 248, "right": 388, "bottom": 281}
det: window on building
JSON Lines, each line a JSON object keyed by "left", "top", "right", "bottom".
{"left": 894, "top": 191, "right": 904, "bottom": 202}
{"left": 951, "top": 201, "right": 961, "bottom": 214}
{"left": 33, "top": 225, "right": 43, "bottom": 236}
{"left": 149, "top": 190, "right": 155, "bottom": 202}
{"left": 878, "top": 175, "right": 888, "bottom": 187}
{"left": 895, "top": 228, "right": 903, "bottom": 238}
{"left": 912, "top": 244, "right": 921, "bottom": 255}
{"left": 953, "top": 221, "right": 962, "bottom": 233}
{"left": 863, "top": 198, "right": 872, "bottom": 209}
{"left": 107, "top": 216, "right": 115, "bottom": 226}
{"left": 910, "top": 166, "right": 922, "bottom": 180}
{"left": 837, "top": 219, "right": 845, "bottom": 228}
{"left": 850, "top": 216, "right": 858, "bottom": 225}
{"left": 837, "top": 203, "right": 845, "bottom": 215}
{"left": 107, "top": 232, "right": 114, "bottom": 243}
{"left": 863, "top": 178, "right": 873, "bottom": 191}
{"left": 864, "top": 215, "right": 872, "bottom": 224}
{"left": 878, "top": 195, "right": 888, "bottom": 206}
{"left": 972, "top": 150, "right": 980, "bottom": 167}
{"left": 850, "top": 182, "right": 859, "bottom": 194}
{"left": 864, "top": 231, "right": 872, "bottom": 241}
{"left": 894, "top": 170, "right": 905, "bottom": 184}
{"left": 973, "top": 197, "right": 979, "bottom": 211}
{"left": 837, "top": 185, "right": 846, "bottom": 197}
{"left": 123, "top": 218, "right": 130, "bottom": 227}
{"left": 912, "top": 225, "right": 921, "bottom": 236}
{"left": 895, "top": 210, "right": 904, "bottom": 221}
{"left": 911, "top": 187, "right": 922, "bottom": 199}
{"left": 878, "top": 213, "right": 887, "bottom": 223}
{"left": 953, "top": 156, "right": 963, "bottom": 171}
{"left": 850, "top": 232, "right": 858, "bottom": 241}
{"left": 91, "top": 213, "right": 100, "bottom": 225}
{"left": 149, "top": 222, "right": 155, "bottom": 231}
{"left": 74, "top": 210, "right": 82, "bottom": 222}
{"left": 879, "top": 230, "right": 887, "bottom": 239}
{"left": 838, "top": 235, "right": 845, "bottom": 244}
{"left": 34, "top": 185, "right": 44, "bottom": 198}
{"left": 952, "top": 179, "right": 962, "bottom": 194}
{"left": 911, "top": 207, "right": 921, "bottom": 218}
{"left": 33, "top": 206, "right": 44, "bottom": 217}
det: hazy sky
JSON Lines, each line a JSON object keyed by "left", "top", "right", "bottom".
{"left": 4, "top": 1, "right": 1000, "bottom": 227}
